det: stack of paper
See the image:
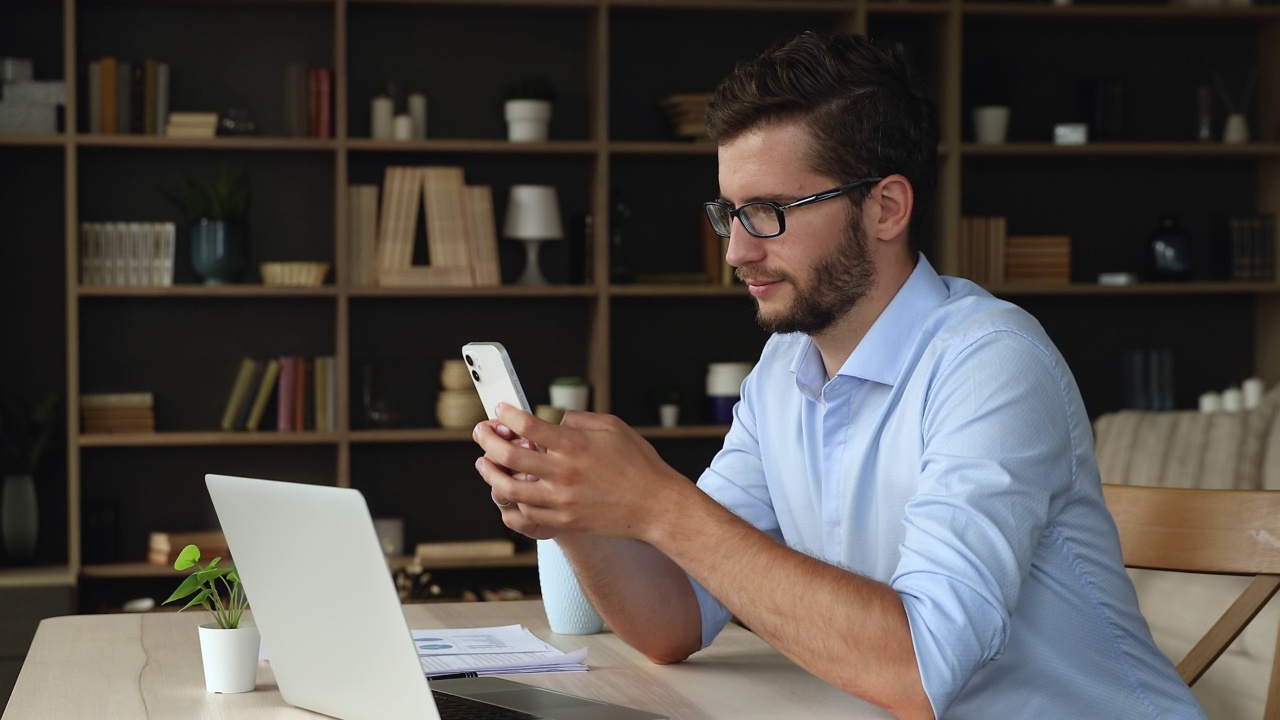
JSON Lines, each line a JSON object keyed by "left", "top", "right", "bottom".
{"left": 412, "top": 624, "right": 587, "bottom": 677}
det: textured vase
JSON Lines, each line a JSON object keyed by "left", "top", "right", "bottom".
{"left": 537, "top": 538, "right": 603, "bottom": 635}
{"left": 1, "top": 474, "right": 38, "bottom": 561}
{"left": 190, "top": 219, "right": 248, "bottom": 285}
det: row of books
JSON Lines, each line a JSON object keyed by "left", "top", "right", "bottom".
{"left": 81, "top": 392, "right": 155, "bottom": 434}
{"left": 354, "top": 166, "right": 501, "bottom": 287}
{"left": 284, "top": 64, "right": 332, "bottom": 139}
{"left": 959, "top": 216, "right": 1072, "bottom": 284}
{"left": 1228, "top": 213, "right": 1276, "bottom": 282}
{"left": 659, "top": 93, "right": 710, "bottom": 140}
{"left": 220, "top": 355, "right": 338, "bottom": 432}
{"left": 84, "top": 56, "right": 170, "bottom": 135}
{"left": 79, "top": 222, "right": 176, "bottom": 287}
{"left": 147, "top": 531, "right": 516, "bottom": 567}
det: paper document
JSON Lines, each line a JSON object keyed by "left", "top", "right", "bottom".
{"left": 412, "top": 624, "right": 588, "bottom": 676}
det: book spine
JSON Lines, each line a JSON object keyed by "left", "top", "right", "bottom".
{"left": 277, "top": 356, "right": 296, "bottom": 431}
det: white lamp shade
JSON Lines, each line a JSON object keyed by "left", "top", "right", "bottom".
{"left": 504, "top": 184, "right": 564, "bottom": 240}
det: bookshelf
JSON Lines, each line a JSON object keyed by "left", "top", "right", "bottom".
{"left": 2, "top": 0, "right": 1280, "bottom": 611}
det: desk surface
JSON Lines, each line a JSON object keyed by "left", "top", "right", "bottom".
{"left": 3, "top": 600, "right": 890, "bottom": 719}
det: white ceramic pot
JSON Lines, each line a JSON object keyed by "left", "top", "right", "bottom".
{"left": 504, "top": 99, "right": 552, "bottom": 142}
{"left": 198, "top": 622, "right": 260, "bottom": 693}
{"left": 549, "top": 384, "right": 589, "bottom": 411}
{"left": 973, "top": 105, "right": 1010, "bottom": 144}
{"left": 1, "top": 474, "right": 37, "bottom": 560}
{"left": 659, "top": 403, "right": 680, "bottom": 428}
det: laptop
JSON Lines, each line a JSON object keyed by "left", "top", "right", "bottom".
{"left": 205, "top": 473, "right": 666, "bottom": 720}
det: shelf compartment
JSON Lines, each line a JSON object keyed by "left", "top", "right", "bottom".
{"left": 0, "top": 566, "right": 75, "bottom": 589}
{"left": 79, "top": 285, "right": 339, "bottom": 297}
{"left": 348, "top": 139, "right": 598, "bottom": 155}
{"left": 962, "top": 3, "right": 1280, "bottom": 20}
{"left": 348, "top": 285, "right": 597, "bottom": 298}
{"left": 74, "top": 135, "right": 338, "bottom": 152}
{"left": 962, "top": 142, "right": 1280, "bottom": 157}
{"left": 989, "top": 281, "right": 1280, "bottom": 297}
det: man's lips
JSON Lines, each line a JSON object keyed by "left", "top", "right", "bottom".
{"left": 743, "top": 277, "right": 783, "bottom": 297}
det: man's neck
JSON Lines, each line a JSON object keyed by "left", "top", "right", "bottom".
{"left": 811, "top": 254, "right": 917, "bottom": 380}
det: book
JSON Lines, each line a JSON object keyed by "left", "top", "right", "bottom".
{"left": 422, "top": 166, "right": 473, "bottom": 272}
{"left": 414, "top": 538, "right": 516, "bottom": 562}
{"left": 81, "top": 392, "right": 154, "bottom": 409}
{"left": 147, "top": 530, "right": 228, "bottom": 566}
{"left": 87, "top": 60, "right": 102, "bottom": 133}
{"left": 154, "top": 62, "right": 170, "bottom": 137}
{"left": 308, "top": 66, "right": 332, "bottom": 138}
{"left": 245, "top": 357, "right": 281, "bottom": 431}
{"left": 100, "top": 56, "right": 117, "bottom": 134}
{"left": 277, "top": 355, "right": 297, "bottom": 432}
{"left": 220, "top": 358, "right": 261, "bottom": 431}
{"left": 464, "top": 185, "right": 501, "bottom": 286}
{"left": 116, "top": 60, "right": 132, "bottom": 135}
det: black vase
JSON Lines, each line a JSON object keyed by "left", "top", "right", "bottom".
{"left": 1147, "top": 214, "right": 1192, "bottom": 281}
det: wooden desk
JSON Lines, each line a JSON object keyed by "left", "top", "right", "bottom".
{"left": 3, "top": 600, "right": 890, "bottom": 719}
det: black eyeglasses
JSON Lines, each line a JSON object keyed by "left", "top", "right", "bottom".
{"left": 703, "top": 177, "right": 884, "bottom": 239}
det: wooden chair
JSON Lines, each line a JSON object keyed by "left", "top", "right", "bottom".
{"left": 1102, "top": 484, "right": 1280, "bottom": 719}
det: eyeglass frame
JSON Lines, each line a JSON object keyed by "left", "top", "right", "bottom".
{"left": 703, "top": 176, "right": 885, "bottom": 239}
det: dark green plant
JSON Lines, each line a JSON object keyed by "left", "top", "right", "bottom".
{"left": 503, "top": 77, "right": 557, "bottom": 103}
{"left": 163, "top": 544, "right": 249, "bottom": 629}
{"left": 0, "top": 392, "right": 59, "bottom": 476}
{"left": 161, "top": 166, "right": 251, "bottom": 224}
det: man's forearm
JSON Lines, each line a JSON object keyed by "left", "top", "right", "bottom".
{"left": 645, "top": 481, "right": 934, "bottom": 720}
{"left": 556, "top": 532, "right": 702, "bottom": 664}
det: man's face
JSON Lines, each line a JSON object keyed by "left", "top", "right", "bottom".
{"left": 718, "top": 122, "right": 876, "bottom": 336}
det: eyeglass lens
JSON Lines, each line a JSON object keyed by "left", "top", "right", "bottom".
{"left": 705, "top": 202, "right": 781, "bottom": 238}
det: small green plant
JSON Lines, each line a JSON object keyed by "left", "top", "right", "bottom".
{"left": 163, "top": 544, "right": 248, "bottom": 629}
{"left": 161, "top": 165, "right": 251, "bottom": 224}
{"left": 0, "top": 391, "right": 59, "bottom": 476}
{"left": 503, "top": 77, "right": 557, "bottom": 102}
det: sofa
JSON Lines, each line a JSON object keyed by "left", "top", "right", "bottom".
{"left": 1093, "top": 391, "right": 1280, "bottom": 719}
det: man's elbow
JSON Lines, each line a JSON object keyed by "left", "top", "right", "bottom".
{"left": 643, "top": 648, "right": 693, "bottom": 665}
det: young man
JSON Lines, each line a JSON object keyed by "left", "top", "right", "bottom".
{"left": 473, "top": 32, "right": 1205, "bottom": 719}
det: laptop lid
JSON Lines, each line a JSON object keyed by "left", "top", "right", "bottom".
{"left": 206, "top": 473, "right": 666, "bottom": 720}
{"left": 206, "top": 473, "right": 438, "bottom": 720}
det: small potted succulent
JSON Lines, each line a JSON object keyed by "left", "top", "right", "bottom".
{"left": 503, "top": 77, "right": 556, "bottom": 142}
{"left": 161, "top": 165, "right": 251, "bottom": 285}
{"left": 654, "top": 384, "right": 682, "bottom": 428}
{"left": 164, "top": 544, "right": 259, "bottom": 693}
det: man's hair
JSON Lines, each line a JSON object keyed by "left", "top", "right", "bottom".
{"left": 706, "top": 31, "right": 939, "bottom": 249}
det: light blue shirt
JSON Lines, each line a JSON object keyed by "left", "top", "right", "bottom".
{"left": 691, "top": 256, "right": 1206, "bottom": 719}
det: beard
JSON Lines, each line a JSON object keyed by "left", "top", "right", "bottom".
{"left": 740, "top": 221, "right": 876, "bottom": 336}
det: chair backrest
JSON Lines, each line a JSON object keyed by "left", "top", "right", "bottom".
{"left": 1102, "top": 483, "right": 1280, "bottom": 719}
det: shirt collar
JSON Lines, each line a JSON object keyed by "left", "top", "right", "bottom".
{"left": 789, "top": 254, "right": 949, "bottom": 390}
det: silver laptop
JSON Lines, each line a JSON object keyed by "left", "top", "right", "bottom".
{"left": 205, "top": 473, "right": 665, "bottom": 720}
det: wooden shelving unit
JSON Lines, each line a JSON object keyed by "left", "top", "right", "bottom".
{"left": 1, "top": 0, "right": 1278, "bottom": 601}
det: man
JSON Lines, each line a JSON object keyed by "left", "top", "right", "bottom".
{"left": 473, "top": 32, "right": 1205, "bottom": 719}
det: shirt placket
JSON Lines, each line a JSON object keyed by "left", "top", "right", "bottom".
{"left": 819, "top": 375, "right": 859, "bottom": 558}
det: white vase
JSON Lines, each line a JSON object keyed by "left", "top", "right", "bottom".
{"left": 504, "top": 99, "right": 552, "bottom": 142}
{"left": 548, "top": 384, "right": 589, "bottom": 411}
{"left": 973, "top": 105, "right": 1011, "bottom": 144}
{"left": 537, "top": 539, "right": 603, "bottom": 635}
{"left": 198, "top": 622, "right": 261, "bottom": 693}
{"left": 1223, "top": 113, "right": 1250, "bottom": 144}
{"left": 659, "top": 403, "right": 680, "bottom": 428}
{"left": 2, "top": 474, "right": 38, "bottom": 560}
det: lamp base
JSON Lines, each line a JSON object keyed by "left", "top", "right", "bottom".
{"left": 516, "top": 238, "right": 548, "bottom": 285}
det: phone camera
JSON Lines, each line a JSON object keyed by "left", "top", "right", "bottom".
{"left": 471, "top": 370, "right": 480, "bottom": 382}
{"left": 465, "top": 354, "right": 474, "bottom": 366}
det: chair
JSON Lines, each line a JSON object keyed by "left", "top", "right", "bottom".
{"left": 1102, "top": 484, "right": 1280, "bottom": 718}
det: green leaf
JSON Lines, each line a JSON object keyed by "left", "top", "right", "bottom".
{"left": 163, "top": 573, "right": 204, "bottom": 604}
{"left": 173, "top": 544, "right": 200, "bottom": 571}
{"left": 193, "top": 566, "right": 233, "bottom": 584}
{"left": 180, "top": 589, "right": 211, "bottom": 612}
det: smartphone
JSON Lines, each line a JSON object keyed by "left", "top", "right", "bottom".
{"left": 462, "top": 342, "right": 532, "bottom": 419}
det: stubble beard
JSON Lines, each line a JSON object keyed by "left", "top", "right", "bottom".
{"left": 742, "top": 222, "right": 877, "bottom": 336}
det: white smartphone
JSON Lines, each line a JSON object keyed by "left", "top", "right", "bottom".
{"left": 462, "top": 342, "right": 532, "bottom": 419}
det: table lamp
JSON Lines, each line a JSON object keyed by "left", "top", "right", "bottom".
{"left": 504, "top": 184, "right": 563, "bottom": 285}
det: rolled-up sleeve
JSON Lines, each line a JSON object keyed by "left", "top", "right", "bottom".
{"left": 892, "top": 331, "right": 1075, "bottom": 716}
{"left": 691, "top": 371, "right": 782, "bottom": 649}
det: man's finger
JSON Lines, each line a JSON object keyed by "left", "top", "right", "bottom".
{"left": 473, "top": 420, "right": 555, "bottom": 479}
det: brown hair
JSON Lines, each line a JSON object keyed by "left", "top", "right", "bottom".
{"left": 706, "top": 32, "right": 939, "bottom": 248}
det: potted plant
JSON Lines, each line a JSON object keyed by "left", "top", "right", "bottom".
{"left": 164, "top": 544, "right": 259, "bottom": 693}
{"left": 548, "top": 376, "right": 589, "bottom": 412}
{"left": 162, "top": 165, "right": 251, "bottom": 285}
{"left": 0, "top": 391, "right": 58, "bottom": 561}
{"left": 653, "top": 384, "right": 682, "bottom": 428}
{"left": 503, "top": 77, "right": 556, "bottom": 142}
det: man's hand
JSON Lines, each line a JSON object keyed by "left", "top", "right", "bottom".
{"left": 472, "top": 403, "right": 690, "bottom": 543}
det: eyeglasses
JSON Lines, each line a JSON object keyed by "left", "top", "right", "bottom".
{"left": 703, "top": 177, "right": 884, "bottom": 239}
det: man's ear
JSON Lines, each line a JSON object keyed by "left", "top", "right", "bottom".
{"left": 867, "top": 175, "right": 913, "bottom": 243}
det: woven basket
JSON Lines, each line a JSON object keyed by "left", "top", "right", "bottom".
{"left": 436, "top": 389, "right": 486, "bottom": 428}
{"left": 260, "top": 261, "right": 330, "bottom": 287}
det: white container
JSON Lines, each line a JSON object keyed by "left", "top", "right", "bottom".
{"left": 706, "top": 362, "right": 753, "bottom": 397}
{"left": 1223, "top": 113, "right": 1250, "bottom": 144}
{"left": 659, "top": 403, "right": 680, "bottom": 428}
{"left": 408, "top": 93, "right": 427, "bottom": 139}
{"left": 198, "top": 622, "right": 260, "bottom": 694}
{"left": 370, "top": 96, "right": 394, "bottom": 140}
{"left": 504, "top": 99, "right": 552, "bottom": 142}
{"left": 537, "top": 539, "right": 603, "bottom": 634}
{"left": 549, "top": 383, "right": 589, "bottom": 411}
{"left": 392, "top": 113, "right": 413, "bottom": 141}
{"left": 973, "top": 105, "right": 1010, "bottom": 144}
